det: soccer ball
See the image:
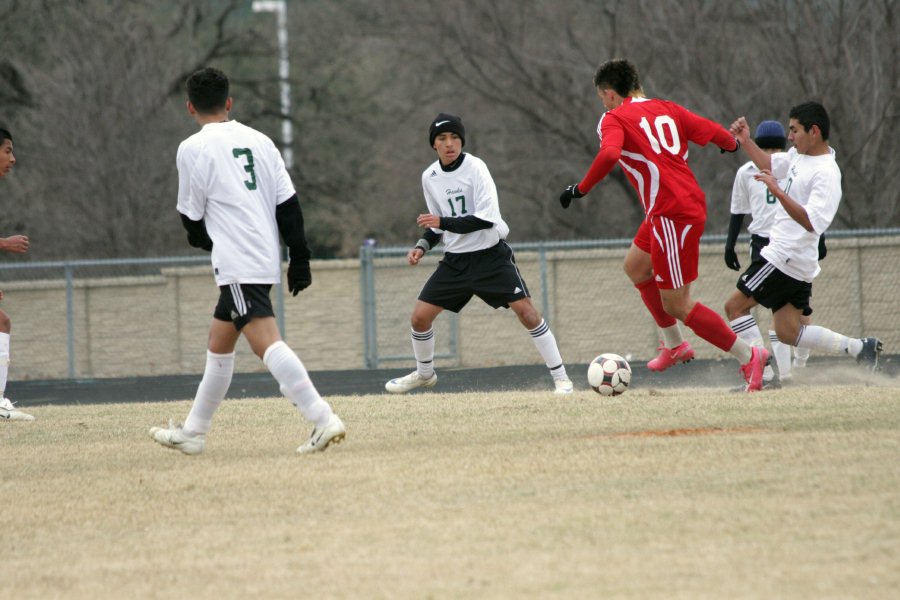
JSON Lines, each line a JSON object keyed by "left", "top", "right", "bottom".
{"left": 587, "top": 353, "right": 632, "bottom": 396}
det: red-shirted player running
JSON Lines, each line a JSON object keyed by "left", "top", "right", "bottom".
{"left": 559, "top": 59, "right": 769, "bottom": 391}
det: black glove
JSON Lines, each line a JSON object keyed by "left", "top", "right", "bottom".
{"left": 818, "top": 234, "right": 827, "bottom": 260}
{"left": 559, "top": 183, "right": 584, "bottom": 209}
{"left": 724, "top": 246, "right": 741, "bottom": 271}
{"left": 287, "top": 260, "right": 312, "bottom": 296}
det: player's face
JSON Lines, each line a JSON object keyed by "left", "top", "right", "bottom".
{"left": 0, "top": 140, "right": 15, "bottom": 178}
{"left": 433, "top": 132, "right": 462, "bottom": 166}
{"left": 788, "top": 118, "right": 813, "bottom": 154}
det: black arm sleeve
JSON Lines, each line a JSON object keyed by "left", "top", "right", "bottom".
{"left": 179, "top": 213, "right": 213, "bottom": 251}
{"left": 725, "top": 213, "right": 745, "bottom": 250}
{"left": 421, "top": 229, "right": 442, "bottom": 249}
{"left": 438, "top": 215, "right": 494, "bottom": 234}
{"left": 275, "top": 194, "right": 311, "bottom": 261}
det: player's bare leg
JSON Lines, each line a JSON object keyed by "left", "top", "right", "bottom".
{"left": 509, "top": 298, "right": 572, "bottom": 394}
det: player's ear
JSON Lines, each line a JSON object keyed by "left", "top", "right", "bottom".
{"left": 186, "top": 100, "right": 195, "bottom": 116}
{"left": 225, "top": 97, "right": 233, "bottom": 112}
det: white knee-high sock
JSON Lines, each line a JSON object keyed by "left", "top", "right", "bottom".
{"left": 0, "top": 332, "right": 9, "bottom": 398}
{"left": 183, "top": 350, "right": 234, "bottom": 435}
{"left": 411, "top": 328, "right": 435, "bottom": 378}
{"left": 529, "top": 320, "right": 568, "bottom": 380}
{"left": 793, "top": 344, "right": 811, "bottom": 366}
{"left": 769, "top": 330, "right": 793, "bottom": 379}
{"left": 795, "top": 325, "right": 862, "bottom": 357}
{"left": 263, "top": 341, "right": 332, "bottom": 427}
{"left": 730, "top": 316, "right": 774, "bottom": 378}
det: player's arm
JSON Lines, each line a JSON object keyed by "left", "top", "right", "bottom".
{"left": 179, "top": 214, "right": 213, "bottom": 251}
{"left": 754, "top": 172, "right": 814, "bottom": 231}
{"left": 724, "top": 214, "right": 745, "bottom": 271}
{"left": 730, "top": 117, "right": 771, "bottom": 172}
{"left": 676, "top": 105, "right": 739, "bottom": 153}
{"left": 275, "top": 194, "right": 313, "bottom": 295}
{"left": 559, "top": 115, "right": 624, "bottom": 209}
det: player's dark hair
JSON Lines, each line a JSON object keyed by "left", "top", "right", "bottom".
{"left": 0, "top": 128, "right": 12, "bottom": 144}
{"left": 186, "top": 68, "right": 229, "bottom": 114}
{"left": 789, "top": 101, "right": 830, "bottom": 140}
{"left": 593, "top": 59, "right": 641, "bottom": 97}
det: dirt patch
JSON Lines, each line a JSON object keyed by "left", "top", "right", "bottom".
{"left": 612, "top": 426, "right": 767, "bottom": 438}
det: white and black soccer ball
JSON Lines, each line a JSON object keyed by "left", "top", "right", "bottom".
{"left": 587, "top": 353, "right": 632, "bottom": 396}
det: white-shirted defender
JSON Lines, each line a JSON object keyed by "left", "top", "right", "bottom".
{"left": 149, "top": 67, "right": 345, "bottom": 455}
{"left": 726, "top": 120, "right": 826, "bottom": 387}
{"left": 725, "top": 102, "right": 882, "bottom": 373}
{"left": 385, "top": 113, "right": 573, "bottom": 395}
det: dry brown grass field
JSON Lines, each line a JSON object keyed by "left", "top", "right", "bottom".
{"left": 3, "top": 383, "right": 899, "bottom": 599}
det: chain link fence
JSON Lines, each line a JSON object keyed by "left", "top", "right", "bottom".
{"left": 361, "top": 229, "right": 900, "bottom": 370}
{"left": 0, "top": 229, "right": 896, "bottom": 381}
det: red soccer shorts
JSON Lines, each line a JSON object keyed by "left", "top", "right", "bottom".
{"left": 634, "top": 216, "right": 704, "bottom": 290}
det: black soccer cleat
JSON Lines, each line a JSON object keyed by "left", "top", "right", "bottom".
{"left": 856, "top": 337, "right": 883, "bottom": 371}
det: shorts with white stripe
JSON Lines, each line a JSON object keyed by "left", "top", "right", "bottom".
{"left": 645, "top": 216, "right": 703, "bottom": 290}
{"left": 213, "top": 283, "right": 276, "bottom": 330}
{"left": 736, "top": 257, "right": 813, "bottom": 315}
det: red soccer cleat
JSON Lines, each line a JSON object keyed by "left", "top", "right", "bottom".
{"left": 739, "top": 346, "right": 771, "bottom": 392}
{"left": 647, "top": 341, "right": 695, "bottom": 372}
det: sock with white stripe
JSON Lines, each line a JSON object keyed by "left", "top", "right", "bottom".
{"left": 411, "top": 328, "right": 435, "bottom": 378}
{"left": 184, "top": 350, "right": 234, "bottom": 435}
{"left": 264, "top": 341, "right": 332, "bottom": 427}
{"left": 727, "top": 315, "right": 762, "bottom": 366}
{"left": 529, "top": 320, "right": 568, "bottom": 380}
{"left": 769, "top": 330, "right": 793, "bottom": 379}
{"left": 795, "top": 325, "right": 862, "bottom": 357}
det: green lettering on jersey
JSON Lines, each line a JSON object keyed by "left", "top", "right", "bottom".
{"left": 232, "top": 148, "right": 258, "bottom": 190}
{"left": 446, "top": 195, "right": 467, "bottom": 217}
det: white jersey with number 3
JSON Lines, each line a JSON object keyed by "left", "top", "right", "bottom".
{"left": 176, "top": 120, "right": 295, "bottom": 286}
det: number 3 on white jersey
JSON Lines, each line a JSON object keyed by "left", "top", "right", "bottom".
{"left": 639, "top": 115, "right": 681, "bottom": 155}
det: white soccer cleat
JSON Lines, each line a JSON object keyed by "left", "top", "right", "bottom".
{"left": 297, "top": 413, "right": 346, "bottom": 454}
{"left": 149, "top": 420, "right": 205, "bottom": 455}
{"left": 385, "top": 370, "right": 438, "bottom": 394}
{"left": 553, "top": 377, "right": 574, "bottom": 395}
{"left": 0, "top": 397, "right": 34, "bottom": 421}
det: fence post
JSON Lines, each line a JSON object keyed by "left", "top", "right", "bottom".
{"left": 360, "top": 240, "right": 378, "bottom": 368}
{"left": 65, "top": 263, "right": 75, "bottom": 378}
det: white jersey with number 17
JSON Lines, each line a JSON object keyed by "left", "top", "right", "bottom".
{"left": 176, "top": 120, "right": 295, "bottom": 286}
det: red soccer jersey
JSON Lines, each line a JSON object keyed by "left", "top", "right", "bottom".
{"left": 578, "top": 97, "right": 736, "bottom": 224}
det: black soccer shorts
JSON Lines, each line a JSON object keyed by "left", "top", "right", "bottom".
{"left": 736, "top": 257, "right": 813, "bottom": 316}
{"left": 213, "top": 283, "right": 276, "bottom": 330}
{"left": 418, "top": 241, "right": 530, "bottom": 313}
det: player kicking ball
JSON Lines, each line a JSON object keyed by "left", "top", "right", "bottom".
{"left": 149, "top": 68, "right": 345, "bottom": 455}
{"left": 386, "top": 113, "right": 573, "bottom": 395}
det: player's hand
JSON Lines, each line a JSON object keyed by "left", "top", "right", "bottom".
{"left": 287, "top": 260, "right": 312, "bottom": 296}
{"left": 729, "top": 117, "right": 751, "bottom": 145}
{"left": 408, "top": 247, "right": 424, "bottom": 266}
{"left": 559, "top": 184, "right": 584, "bottom": 209}
{"left": 724, "top": 247, "right": 741, "bottom": 271}
{"left": 0, "top": 235, "right": 29, "bottom": 254}
{"left": 416, "top": 214, "right": 440, "bottom": 229}
{"left": 818, "top": 234, "right": 827, "bottom": 260}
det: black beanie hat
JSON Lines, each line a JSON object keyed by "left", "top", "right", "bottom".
{"left": 429, "top": 113, "right": 465, "bottom": 147}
